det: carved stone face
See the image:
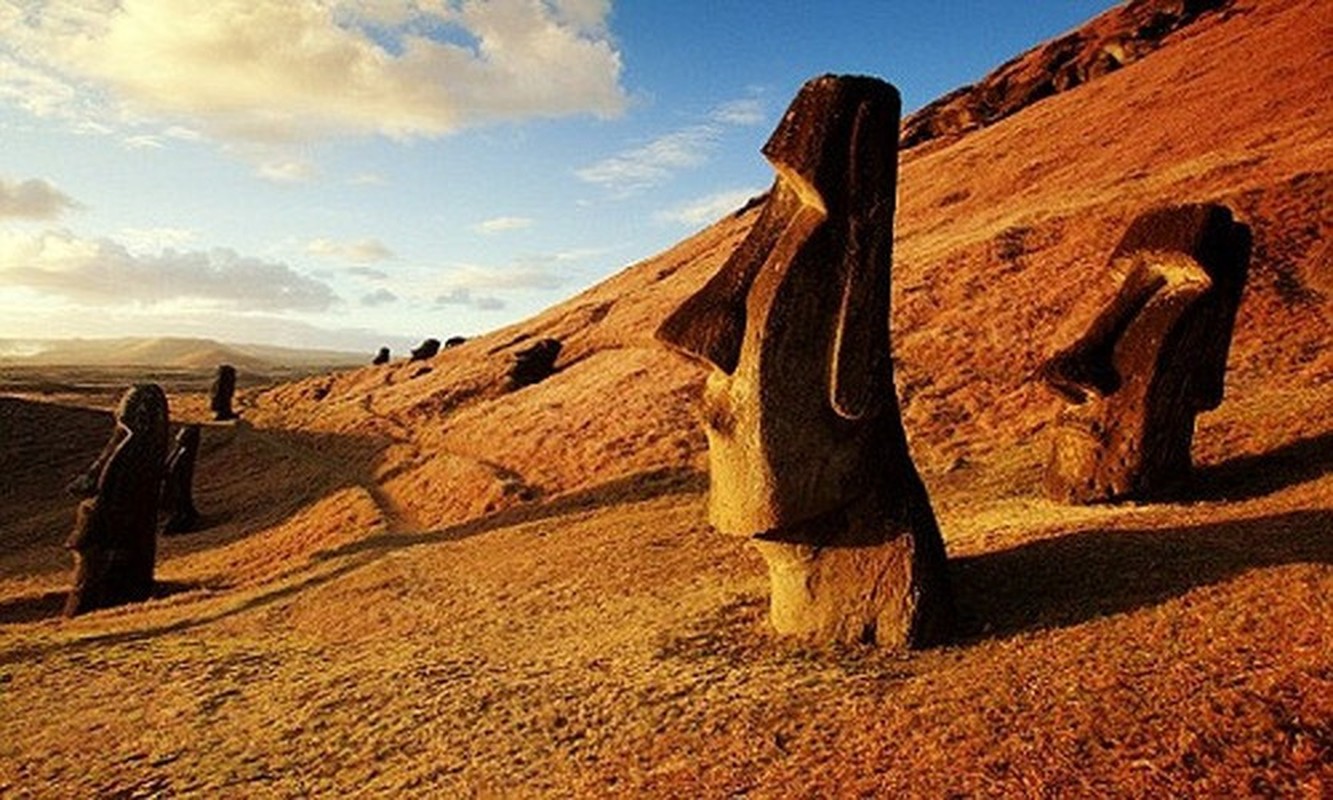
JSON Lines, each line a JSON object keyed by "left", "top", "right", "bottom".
{"left": 657, "top": 76, "right": 904, "bottom": 535}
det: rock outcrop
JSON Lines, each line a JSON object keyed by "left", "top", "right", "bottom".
{"left": 901, "top": 0, "right": 1234, "bottom": 148}
{"left": 1040, "top": 203, "right": 1251, "bottom": 502}
{"left": 64, "top": 384, "right": 170, "bottom": 616}
{"left": 657, "top": 74, "right": 953, "bottom": 647}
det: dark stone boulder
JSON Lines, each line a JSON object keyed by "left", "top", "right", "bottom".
{"left": 410, "top": 338, "right": 441, "bottom": 361}
{"left": 372, "top": 347, "right": 390, "bottom": 365}
{"left": 509, "top": 338, "right": 562, "bottom": 389}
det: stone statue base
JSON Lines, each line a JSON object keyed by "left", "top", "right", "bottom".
{"left": 751, "top": 490, "right": 952, "bottom": 647}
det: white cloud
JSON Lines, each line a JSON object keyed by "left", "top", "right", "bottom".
{"left": 577, "top": 96, "right": 768, "bottom": 195}
{"left": 575, "top": 125, "right": 717, "bottom": 195}
{"left": 471, "top": 215, "right": 534, "bottom": 234}
{"left": 435, "top": 287, "right": 506, "bottom": 311}
{"left": 347, "top": 172, "right": 387, "bottom": 186}
{"left": 0, "top": 0, "right": 627, "bottom": 143}
{"left": 656, "top": 187, "right": 766, "bottom": 227}
{"left": 0, "top": 177, "right": 80, "bottom": 220}
{"left": 308, "top": 237, "right": 395, "bottom": 263}
{"left": 258, "top": 159, "right": 318, "bottom": 184}
{"left": 0, "top": 229, "right": 338, "bottom": 312}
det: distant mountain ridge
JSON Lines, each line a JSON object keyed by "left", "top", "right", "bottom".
{"left": 0, "top": 336, "right": 366, "bottom": 369}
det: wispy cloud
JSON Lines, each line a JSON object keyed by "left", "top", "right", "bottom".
{"left": 308, "top": 237, "right": 394, "bottom": 263}
{"left": 347, "top": 265, "right": 389, "bottom": 280}
{"left": 471, "top": 215, "right": 534, "bottom": 235}
{"left": 656, "top": 187, "right": 766, "bottom": 227}
{"left": 0, "top": 177, "right": 80, "bottom": 220}
{"left": 258, "top": 159, "right": 318, "bottom": 184}
{"left": 434, "top": 287, "right": 506, "bottom": 311}
{"left": 0, "top": 229, "right": 338, "bottom": 312}
{"left": 577, "top": 96, "right": 767, "bottom": 195}
{"left": 361, "top": 287, "right": 398, "bottom": 307}
{"left": 117, "top": 226, "right": 197, "bottom": 253}
{"left": 347, "top": 172, "right": 387, "bottom": 186}
{"left": 0, "top": 0, "right": 626, "bottom": 143}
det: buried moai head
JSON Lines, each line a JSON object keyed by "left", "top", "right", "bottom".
{"left": 1040, "top": 203, "right": 1251, "bottom": 503}
{"left": 656, "top": 74, "right": 905, "bottom": 536}
{"left": 161, "top": 424, "right": 202, "bottom": 535}
{"left": 65, "top": 384, "right": 170, "bottom": 616}
{"left": 372, "top": 347, "right": 390, "bottom": 365}
{"left": 410, "top": 338, "right": 441, "bottom": 361}
{"left": 655, "top": 75, "right": 952, "bottom": 647}
{"left": 210, "top": 364, "right": 238, "bottom": 421}
{"left": 510, "top": 338, "right": 562, "bottom": 389}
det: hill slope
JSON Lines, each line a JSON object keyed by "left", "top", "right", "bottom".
{"left": 2, "top": 0, "right": 1330, "bottom": 795}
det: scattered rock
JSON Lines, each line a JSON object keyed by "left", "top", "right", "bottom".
{"left": 372, "top": 347, "right": 390, "bottom": 365}
{"left": 410, "top": 339, "right": 441, "bottom": 362}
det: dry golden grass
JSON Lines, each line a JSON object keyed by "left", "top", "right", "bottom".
{"left": 2, "top": 0, "right": 1331, "bottom": 795}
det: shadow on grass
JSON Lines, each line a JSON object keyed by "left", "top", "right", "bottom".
{"left": 0, "top": 579, "right": 207, "bottom": 626}
{"left": 953, "top": 507, "right": 1333, "bottom": 642}
{"left": 1188, "top": 431, "right": 1333, "bottom": 501}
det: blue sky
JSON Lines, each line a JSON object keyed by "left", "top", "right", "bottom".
{"left": 0, "top": 1, "right": 1117, "bottom": 353}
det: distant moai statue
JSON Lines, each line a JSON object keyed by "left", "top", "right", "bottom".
{"left": 161, "top": 424, "right": 202, "bottom": 535}
{"left": 210, "top": 364, "right": 238, "bottom": 421}
{"left": 64, "top": 384, "right": 170, "bottom": 616}
{"left": 445, "top": 336, "right": 468, "bottom": 348}
{"left": 372, "top": 347, "right": 390, "bottom": 365}
{"left": 656, "top": 75, "right": 953, "bottom": 647}
{"left": 410, "top": 338, "right": 441, "bottom": 361}
{"left": 1040, "top": 204, "right": 1251, "bottom": 502}
{"left": 510, "top": 338, "right": 562, "bottom": 389}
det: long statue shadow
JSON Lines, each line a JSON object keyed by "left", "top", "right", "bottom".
{"left": 1187, "top": 431, "right": 1333, "bottom": 501}
{"left": 952, "top": 507, "right": 1333, "bottom": 642}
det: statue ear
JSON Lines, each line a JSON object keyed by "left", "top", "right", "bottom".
{"left": 829, "top": 101, "right": 896, "bottom": 420}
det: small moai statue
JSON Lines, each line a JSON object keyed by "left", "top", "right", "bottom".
{"left": 510, "top": 338, "right": 562, "bottom": 389}
{"left": 410, "top": 338, "right": 441, "bottom": 361}
{"left": 1039, "top": 204, "right": 1251, "bottom": 502}
{"left": 656, "top": 75, "right": 953, "bottom": 647}
{"left": 210, "top": 364, "right": 238, "bottom": 421}
{"left": 64, "top": 384, "right": 170, "bottom": 616}
{"left": 372, "top": 347, "right": 390, "bottom": 365}
{"left": 161, "top": 424, "right": 202, "bottom": 535}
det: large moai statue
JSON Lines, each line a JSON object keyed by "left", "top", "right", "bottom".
{"left": 161, "top": 424, "right": 202, "bottom": 535}
{"left": 210, "top": 364, "right": 238, "bottom": 421}
{"left": 64, "top": 384, "right": 170, "bottom": 616}
{"left": 1040, "top": 204, "right": 1251, "bottom": 503}
{"left": 656, "top": 75, "right": 953, "bottom": 647}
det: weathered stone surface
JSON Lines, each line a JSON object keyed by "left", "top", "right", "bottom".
{"left": 510, "top": 338, "right": 562, "bottom": 389}
{"left": 656, "top": 74, "right": 952, "bottom": 647}
{"left": 210, "top": 364, "right": 238, "bottom": 421}
{"left": 372, "top": 347, "right": 390, "bottom": 365}
{"left": 161, "top": 424, "right": 201, "bottom": 535}
{"left": 64, "top": 384, "right": 169, "bottom": 616}
{"left": 410, "top": 338, "right": 441, "bottom": 361}
{"left": 1040, "top": 203, "right": 1251, "bottom": 502}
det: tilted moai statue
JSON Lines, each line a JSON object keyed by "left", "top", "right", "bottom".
{"left": 410, "top": 338, "right": 441, "bottom": 361}
{"left": 161, "top": 424, "right": 202, "bottom": 535}
{"left": 372, "top": 347, "right": 391, "bottom": 365}
{"left": 210, "top": 364, "right": 238, "bottom": 421}
{"left": 64, "top": 384, "right": 170, "bottom": 616}
{"left": 1040, "top": 204, "right": 1251, "bottom": 502}
{"left": 656, "top": 75, "right": 953, "bottom": 647}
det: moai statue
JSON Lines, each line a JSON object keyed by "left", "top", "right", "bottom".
{"left": 656, "top": 75, "right": 953, "bottom": 647}
{"left": 445, "top": 336, "right": 468, "bottom": 348}
{"left": 64, "top": 384, "right": 170, "bottom": 616}
{"left": 510, "top": 338, "right": 562, "bottom": 389}
{"left": 410, "top": 338, "right": 441, "bottom": 361}
{"left": 210, "top": 364, "right": 238, "bottom": 421}
{"left": 161, "top": 424, "right": 202, "bottom": 535}
{"left": 372, "top": 347, "right": 391, "bottom": 365}
{"left": 1040, "top": 204, "right": 1251, "bottom": 502}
